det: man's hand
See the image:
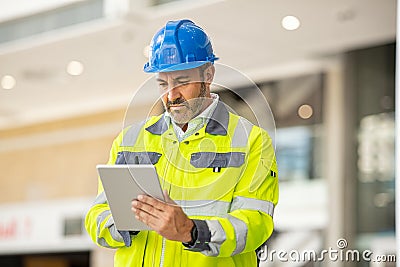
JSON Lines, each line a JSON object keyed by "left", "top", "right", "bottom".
{"left": 131, "top": 190, "right": 194, "bottom": 243}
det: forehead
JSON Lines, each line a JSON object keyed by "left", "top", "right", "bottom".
{"left": 156, "top": 68, "right": 200, "bottom": 81}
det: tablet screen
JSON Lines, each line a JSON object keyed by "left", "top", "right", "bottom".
{"left": 97, "top": 164, "right": 164, "bottom": 231}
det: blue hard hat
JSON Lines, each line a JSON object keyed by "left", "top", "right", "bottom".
{"left": 143, "top": 19, "right": 218, "bottom": 73}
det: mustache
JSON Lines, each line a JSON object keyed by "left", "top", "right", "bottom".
{"left": 166, "top": 98, "right": 187, "bottom": 108}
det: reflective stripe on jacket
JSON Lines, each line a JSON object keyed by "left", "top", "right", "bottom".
{"left": 85, "top": 101, "right": 279, "bottom": 267}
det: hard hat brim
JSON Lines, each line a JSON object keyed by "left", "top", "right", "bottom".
{"left": 143, "top": 61, "right": 216, "bottom": 73}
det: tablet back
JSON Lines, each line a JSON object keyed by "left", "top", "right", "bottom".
{"left": 97, "top": 164, "right": 165, "bottom": 231}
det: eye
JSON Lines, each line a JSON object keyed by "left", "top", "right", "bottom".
{"left": 158, "top": 82, "right": 168, "bottom": 89}
{"left": 176, "top": 80, "right": 190, "bottom": 86}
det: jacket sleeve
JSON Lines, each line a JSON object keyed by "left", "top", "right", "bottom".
{"left": 85, "top": 130, "right": 132, "bottom": 248}
{"left": 186, "top": 127, "right": 279, "bottom": 257}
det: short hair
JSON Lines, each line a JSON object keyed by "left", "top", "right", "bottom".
{"left": 198, "top": 62, "right": 212, "bottom": 80}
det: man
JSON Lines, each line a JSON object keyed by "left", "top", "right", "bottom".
{"left": 85, "top": 19, "right": 278, "bottom": 267}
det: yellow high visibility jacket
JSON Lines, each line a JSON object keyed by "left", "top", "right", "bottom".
{"left": 85, "top": 102, "right": 279, "bottom": 267}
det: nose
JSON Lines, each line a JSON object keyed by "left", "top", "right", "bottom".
{"left": 167, "top": 86, "right": 181, "bottom": 102}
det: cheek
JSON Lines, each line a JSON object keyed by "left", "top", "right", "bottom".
{"left": 160, "top": 94, "right": 168, "bottom": 105}
{"left": 181, "top": 84, "right": 201, "bottom": 100}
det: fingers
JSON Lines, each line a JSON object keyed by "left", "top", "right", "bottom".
{"left": 132, "top": 197, "right": 161, "bottom": 217}
{"left": 132, "top": 200, "right": 171, "bottom": 232}
{"left": 132, "top": 205, "right": 156, "bottom": 228}
{"left": 137, "top": 194, "right": 165, "bottom": 208}
{"left": 131, "top": 198, "right": 161, "bottom": 228}
{"left": 131, "top": 195, "right": 170, "bottom": 225}
{"left": 131, "top": 193, "right": 183, "bottom": 230}
{"left": 131, "top": 194, "right": 193, "bottom": 242}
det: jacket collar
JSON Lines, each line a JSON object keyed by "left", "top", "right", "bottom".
{"left": 145, "top": 101, "right": 229, "bottom": 136}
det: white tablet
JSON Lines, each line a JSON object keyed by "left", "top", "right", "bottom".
{"left": 96, "top": 164, "right": 165, "bottom": 231}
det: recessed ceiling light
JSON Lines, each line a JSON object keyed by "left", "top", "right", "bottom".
{"left": 298, "top": 104, "right": 313, "bottom": 119}
{"left": 1, "top": 75, "right": 16, "bottom": 90}
{"left": 67, "top": 60, "right": 84, "bottom": 76}
{"left": 282, "top": 15, "right": 301, "bottom": 31}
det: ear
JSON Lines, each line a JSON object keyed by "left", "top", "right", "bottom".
{"left": 205, "top": 65, "right": 215, "bottom": 83}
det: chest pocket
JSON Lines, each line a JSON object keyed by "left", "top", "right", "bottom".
{"left": 190, "top": 152, "right": 245, "bottom": 168}
{"left": 115, "top": 151, "right": 162, "bottom": 165}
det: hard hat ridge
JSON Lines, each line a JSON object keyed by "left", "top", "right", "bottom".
{"left": 144, "top": 19, "right": 218, "bottom": 73}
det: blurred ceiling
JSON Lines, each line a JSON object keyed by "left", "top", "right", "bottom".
{"left": 0, "top": 0, "right": 396, "bottom": 129}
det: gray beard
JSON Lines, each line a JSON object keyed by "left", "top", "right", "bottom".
{"left": 166, "top": 83, "right": 208, "bottom": 125}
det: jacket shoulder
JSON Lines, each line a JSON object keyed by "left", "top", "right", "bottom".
{"left": 115, "top": 115, "right": 164, "bottom": 146}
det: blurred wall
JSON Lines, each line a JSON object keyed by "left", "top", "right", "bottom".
{"left": 0, "top": 109, "right": 125, "bottom": 202}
